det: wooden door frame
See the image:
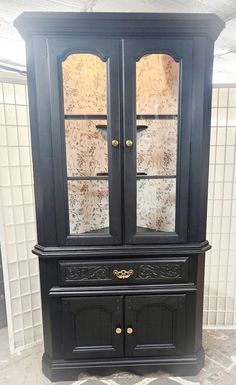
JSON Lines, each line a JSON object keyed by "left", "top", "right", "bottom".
{"left": 47, "top": 37, "right": 122, "bottom": 246}
{"left": 122, "top": 38, "right": 193, "bottom": 244}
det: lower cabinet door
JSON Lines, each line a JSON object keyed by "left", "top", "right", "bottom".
{"left": 125, "top": 294, "right": 186, "bottom": 357}
{"left": 61, "top": 296, "right": 123, "bottom": 359}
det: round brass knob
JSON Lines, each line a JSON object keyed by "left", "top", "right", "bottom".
{"left": 115, "top": 327, "right": 122, "bottom": 335}
{"left": 126, "top": 139, "right": 133, "bottom": 148}
{"left": 112, "top": 139, "right": 119, "bottom": 147}
{"left": 127, "top": 327, "right": 133, "bottom": 335}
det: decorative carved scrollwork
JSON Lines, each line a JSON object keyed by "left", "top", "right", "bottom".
{"left": 137, "top": 263, "right": 182, "bottom": 279}
{"left": 62, "top": 261, "right": 186, "bottom": 283}
{"left": 64, "top": 266, "right": 110, "bottom": 281}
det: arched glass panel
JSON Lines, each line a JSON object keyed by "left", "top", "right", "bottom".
{"left": 62, "top": 53, "right": 109, "bottom": 235}
{"left": 136, "top": 54, "right": 179, "bottom": 233}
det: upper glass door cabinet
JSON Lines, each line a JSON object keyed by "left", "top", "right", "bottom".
{"left": 47, "top": 39, "right": 122, "bottom": 245}
{"left": 123, "top": 39, "right": 192, "bottom": 244}
{"left": 48, "top": 37, "right": 192, "bottom": 246}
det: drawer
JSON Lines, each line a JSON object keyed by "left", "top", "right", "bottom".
{"left": 59, "top": 257, "right": 190, "bottom": 286}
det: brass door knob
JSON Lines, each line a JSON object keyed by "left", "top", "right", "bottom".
{"left": 127, "top": 327, "right": 134, "bottom": 334}
{"left": 112, "top": 139, "right": 119, "bottom": 147}
{"left": 115, "top": 327, "right": 122, "bottom": 335}
{"left": 125, "top": 139, "right": 133, "bottom": 147}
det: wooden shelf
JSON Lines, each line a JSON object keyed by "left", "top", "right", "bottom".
{"left": 67, "top": 174, "right": 176, "bottom": 181}
{"left": 64, "top": 114, "right": 178, "bottom": 120}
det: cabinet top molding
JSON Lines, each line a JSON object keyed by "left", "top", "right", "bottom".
{"left": 14, "top": 12, "right": 224, "bottom": 41}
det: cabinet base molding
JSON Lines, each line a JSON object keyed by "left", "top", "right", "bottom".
{"left": 42, "top": 348, "right": 205, "bottom": 382}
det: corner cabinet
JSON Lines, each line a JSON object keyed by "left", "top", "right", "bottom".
{"left": 14, "top": 12, "right": 224, "bottom": 381}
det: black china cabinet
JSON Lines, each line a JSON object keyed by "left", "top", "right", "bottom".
{"left": 14, "top": 12, "right": 224, "bottom": 381}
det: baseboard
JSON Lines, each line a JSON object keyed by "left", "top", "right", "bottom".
{"left": 42, "top": 348, "right": 205, "bottom": 382}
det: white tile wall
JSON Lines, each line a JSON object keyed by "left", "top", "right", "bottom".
{"left": 204, "top": 86, "right": 236, "bottom": 327}
{"left": 0, "top": 81, "right": 42, "bottom": 353}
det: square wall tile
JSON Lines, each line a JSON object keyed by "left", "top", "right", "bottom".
{"left": 1, "top": 186, "right": 12, "bottom": 206}
{"left": 19, "top": 260, "right": 29, "bottom": 278}
{"left": 8, "top": 147, "right": 20, "bottom": 166}
{"left": 12, "top": 186, "right": 23, "bottom": 205}
{"left": 33, "top": 309, "right": 42, "bottom": 325}
{"left": 0, "top": 104, "right": 6, "bottom": 125}
{"left": 18, "top": 126, "right": 29, "bottom": 146}
{"left": 19, "top": 147, "right": 30, "bottom": 166}
{"left": 229, "top": 88, "right": 236, "bottom": 106}
{"left": 14, "top": 330, "right": 24, "bottom": 349}
{"left": 26, "top": 223, "right": 36, "bottom": 241}
{"left": 5, "top": 105, "right": 16, "bottom": 125}
{"left": 0, "top": 147, "right": 9, "bottom": 166}
{"left": 13, "top": 314, "right": 23, "bottom": 332}
{"left": 16, "top": 106, "right": 28, "bottom": 125}
{"left": 14, "top": 84, "right": 26, "bottom": 105}
{"left": 12, "top": 297, "right": 21, "bottom": 316}
{"left": 15, "top": 224, "right": 26, "bottom": 243}
{"left": 29, "top": 258, "right": 38, "bottom": 276}
{"left": 24, "top": 205, "right": 34, "bottom": 222}
{"left": 6, "top": 244, "right": 18, "bottom": 263}
{"left": 21, "top": 166, "right": 31, "bottom": 185}
{"left": 23, "top": 311, "right": 32, "bottom": 329}
{"left": 8, "top": 262, "right": 19, "bottom": 281}
{"left": 20, "top": 278, "right": 30, "bottom": 295}
{"left": 24, "top": 328, "right": 33, "bottom": 345}
{"left": 14, "top": 206, "right": 24, "bottom": 224}
{"left": 30, "top": 276, "right": 40, "bottom": 292}
{"left": 228, "top": 108, "right": 236, "bottom": 126}
{"left": 3, "top": 83, "right": 15, "bottom": 104}
{"left": 6, "top": 125, "right": 18, "bottom": 146}
{"left": 226, "top": 127, "right": 236, "bottom": 145}
{"left": 17, "top": 242, "right": 28, "bottom": 260}
{"left": 22, "top": 186, "right": 33, "bottom": 204}
{"left": 31, "top": 292, "right": 41, "bottom": 310}
{"left": 10, "top": 167, "right": 21, "bottom": 185}
{"left": 0, "top": 124, "right": 7, "bottom": 145}
{"left": 5, "top": 225, "right": 16, "bottom": 245}
{"left": 217, "top": 127, "right": 226, "bottom": 145}
{"left": 4, "top": 207, "right": 14, "bottom": 225}
{"left": 34, "top": 325, "right": 42, "bottom": 341}
{"left": 22, "top": 295, "right": 31, "bottom": 313}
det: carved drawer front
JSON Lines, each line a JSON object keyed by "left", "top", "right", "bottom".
{"left": 59, "top": 257, "right": 189, "bottom": 286}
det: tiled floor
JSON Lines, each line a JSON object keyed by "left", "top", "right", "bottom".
{"left": 0, "top": 328, "right": 236, "bottom": 385}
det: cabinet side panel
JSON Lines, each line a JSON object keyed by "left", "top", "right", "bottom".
{"left": 25, "top": 36, "right": 57, "bottom": 246}
{"left": 195, "top": 253, "right": 205, "bottom": 352}
{"left": 189, "top": 37, "right": 214, "bottom": 242}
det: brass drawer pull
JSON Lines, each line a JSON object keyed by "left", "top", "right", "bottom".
{"left": 115, "top": 327, "right": 122, "bottom": 335}
{"left": 113, "top": 269, "right": 134, "bottom": 279}
{"left": 127, "top": 327, "right": 134, "bottom": 334}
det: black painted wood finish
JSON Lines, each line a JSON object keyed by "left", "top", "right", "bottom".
{"left": 14, "top": 12, "right": 224, "bottom": 382}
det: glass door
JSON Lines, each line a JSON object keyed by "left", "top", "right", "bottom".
{"left": 47, "top": 39, "right": 122, "bottom": 245}
{"left": 123, "top": 39, "right": 192, "bottom": 244}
